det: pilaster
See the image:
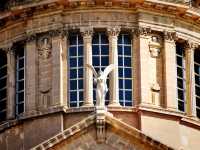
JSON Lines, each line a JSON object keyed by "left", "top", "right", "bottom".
{"left": 51, "top": 29, "right": 68, "bottom": 107}
{"left": 25, "top": 35, "right": 38, "bottom": 114}
{"left": 107, "top": 27, "right": 120, "bottom": 107}
{"left": 185, "top": 41, "right": 198, "bottom": 116}
{"left": 135, "top": 27, "right": 152, "bottom": 106}
{"left": 81, "top": 28, "right": 94, "bottom": 107}
{"left": 6, "top": 47, "right": 16, "bottom": 119}
{"left": 163, "top": 31, "right": 177, "bottom": 111}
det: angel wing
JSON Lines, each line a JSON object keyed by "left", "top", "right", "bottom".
{"left": 102, "top": 64, "right": 115, "bottom": 78}
{"left": 86, "top": 64, "right": 98, "bottom": 78}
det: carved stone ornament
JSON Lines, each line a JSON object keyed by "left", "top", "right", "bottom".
{"left": 149, "top": 35, "right": 162, "bottom": 58}
{"left": 107, "top": 27, "right": 120, "bottom": 37}
{"left": 38, "top": 36, "right": 52, "bottom": 59}
{"left": 164, "top": 31, "right": 176, "bottom": 41}
{"left": 80, "top": 28, "right": 93, "bottom": 37}
{"left": 133, "top": 27, "right": 151, "bottom": 37}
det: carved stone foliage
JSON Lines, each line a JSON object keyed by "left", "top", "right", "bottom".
{"left": 164, "top": 31, "right": 176, "bottom": 41}
{"left": 133, "top": 27, "right": 152, "bottom": 37}
{"left": 107, "top": 27, "right": 120, "bottom": 37}
{"left": 38, "top": 36, "right": 52, "bottom": 59}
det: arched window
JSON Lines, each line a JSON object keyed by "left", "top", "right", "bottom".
{"left": 68, "top": 33, "right": 84, "bottom": 107}
{"left": 0, "top": 51, "right": 7, "bottom": 122}
{"left": 92, "top": 32, "right": 109, "bottom": 105}
{"left": 194, "top": 50, "right": 200, "bottom": 118}
{"left": 16, "top": 45, "right": 25, "bottom": 115}
{"left": 118, "top": 34, "right": 132, "bottom": 106}
{"left": 176, "top": 43, "right": 186, "bottom": 112}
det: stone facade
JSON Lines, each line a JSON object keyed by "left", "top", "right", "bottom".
{"left": 0, "top": 0, "right": 200, "bottom": 150}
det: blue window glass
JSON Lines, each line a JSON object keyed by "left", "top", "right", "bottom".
{"left": 118, "top": 34, "right": 133, "bottom": 106}
{"left": 0, "top": 51, "right": 7, "bottom": 122}
{"left": 68, "top": 34, "right": 84, "bottom": 107}
{"left": 92, "top": 32, "right": 109, "bottom": 105}
{"left": 194, "top": 50, "right": 200, "bottom": 118}
{"left": 16, "top": 45, "right": 25, "bottom": 115}
{"left": 176, "top": 43, "right": 186, "bottom": 112}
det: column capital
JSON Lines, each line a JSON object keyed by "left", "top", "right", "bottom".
{"left": 80, "top": 27, "right": 93, "bottom": 37}
{"left": 49, "top": 28, "right": 68, "bottom": 38}
{"left": 184, "top": 41, "right": 199, "bottom": 51}
{"left": 132, "top": 27, "right": 151, "bottom": 37}
{"left": 164, "top": 31, "right": 176, "bottom": 41}
{"left": 107, "top": 27, "right": 120, "bottom": 37}
{"left": 26, "top": 33, "right": 37, "bottom": 43}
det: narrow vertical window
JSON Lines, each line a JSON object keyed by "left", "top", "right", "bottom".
{"left": 176, "top": 43, "right": 186, "bottom": 112}
{"left": 68, "top": 34, "right": 84, "bottom": 107}
{"left": 0, "top": 51, "right": 7, "bottom": 122}
{"left": 194, "top": 50, "right": 200, "bottom": 118}
{"left": 16, "top": 46, "right": 25, "bottom": 115}
{"left": 92, "top": 32, "right": 109, "bottom": 105}
{"left": 118, "top": 34, "right": 132, "bottom": 106}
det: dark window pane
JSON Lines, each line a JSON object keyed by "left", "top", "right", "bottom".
{"left": 178, "top": 89, "right": 184, "bottom": 100}
{"left": 101, "top": 56, "right": 109, "bottom": 66}
{"left": 0, "top": 89, "right": 6, "bottom": 99}
{"left": 123, "top": 34, "right": 131, "bottom": 44}
{"left": 124, "top": 46, "right": 131, "bottom": 55}
{"left": 119, "top": 90, "right": 123, "bottom": 100}
{"left": 18, "top": 59, "right": 24, "bottom": 68}
{"left": 79, "top": 91, "right": 83, "bottom": 101}
{"left": 118, "top": 57, "right": 123, "bottom": 66}
{"left": 196, "top": 86, "right": 200, "bottom": 97}
{"left": 100, "top": 33, "right": 108, "bottom": 44}
{"left": 176, "top": 45, "right": 184, "bottom": 56}
{"left": 70, "top": 92, "right": 77, "bottom": 102}
{"left": 78, "top": 68, "right": 83, "bottom": 78}
{"left": 17, "top": 103, "right": 24, "bottom": 114}
{"left": 194, "top": 50, "right": 200, "bottom": 64}
{"left": 18, "top": 49, "right": 24, "bottom": 57}
{"left": 78, "top": 57, "right": 83, "bottom": 66}
{"left": 0, "top": 100, "right": 6, "bottom": 111}
{"left": 69, "top": 35, "right": 77, "bottom": 45}
{"left": 70, "top": 69, "right": 77, "bottom": 78}
{"left": 101, "top": 45, "right": 109, "bottom": 55}
{"left": 197, "top": 109, "right": 200, "bottom": 118}
{"left": 0, "top": 67, "right": 7, "bottom": 77}
{"left": 125, "top": 91, "right": 132, "bottom": 100}
{"left": 92, "top": 45, "right": 99, "bottom": 55}
{"left": 18, "top": 70, "right": 24, "bottom": 80}
{"left": 119, "top": 69, "right": 123, "bottom": 77}
{"left": 119, "top": 79, "right": 123, "bottom": 89}
{"left": 196, "top": 97, "right": 200, "bottom": 107}
{"left": 195, "top": 76, "right": 200, "bottom": 85}
{"left": 17, "top": 81, "right": 24, "bottom": 91}
{"left": 70, "top": 103, "right": 77, "bottom": 107}
{"left": 125, "top": 80, "right": 132, "bottom": 89}
{"left": 0, "top": 54, "right": 6, "bottom": 66}
{"left": 17, "top": 92, "right": 24, "bottom": 103}
{"left": 124, "top": 57, "right": 131, "bottom": 67}
{"left": 0, "top": 111, "right": 6, "bottom": 122}
{"left": 0, "top": 79, "right": 6, "bottom": 89}
{"left": 78, "top": 80, "right": 83, "bottom": 89}
{"left": 69, "top": 47, "right": 77, "bottom": 56}
{"left": 178, "top": 101, "right": 184, "bottom": 112}
{"left": 118, "top": 35, "right": 122, "bottom": 44}
{"left": 125, "top": 101, "right": 132, "bottom": 106}
{"left": 177, "top": 67, "right": 183, "bottom": 77}
{"left": 118, "top": 45, "right": 123, "bottom": 55}
{"left": 177, "top": 78, "right": 184, "bottom": 89}
{"left": 125, "top": 68, "right": 132, "bottom": 78}
{"left": 176, "top": 56, "right": 183, "bottom": 67}
{"left": 70, "top": 80, "right": 77, "bottom": 90}
{"left": 78, "top": 46, "right": 83, "bottom": 56}
{"left": 194, "top": 64, "right": 200, "bottom": 74}
{"left": 93, "top": 56, "right": 100, "bottom": 66}
{"left": 70, "top": 58, "right": 77, "bottom": 67}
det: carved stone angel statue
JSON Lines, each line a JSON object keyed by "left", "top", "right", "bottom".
{"left": 86, "top": 64, "right": 115, "bottom": 107}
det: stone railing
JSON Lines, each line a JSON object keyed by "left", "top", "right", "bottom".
{"left": 159, "top": 0, "right": 191, "bottom": 5}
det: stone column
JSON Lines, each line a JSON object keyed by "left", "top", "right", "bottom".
{"left": 185, "top": 42, "right": 198, "bottom": 116}
{"left": 107, "top": 27, "right": 120, "bottom": 107}
{"left": 136, "top": 27, "right": 152, "bottom": 105}
{"left": 164, "top": 32, "right": 177, "bottom": 111}
{"left": 149, "top": 35, "right": 162, "bottom": 106}
{"left": 81, "top": 28, "right": 94, "bottom": 106}
{"left": 26, "top": 35, "right": 38, "bottom": 114}
{"left": 6, "top": 46, "right": 16, "bottom": 119}
{"left": 51, "top": 29, "right": 68, "bottom": 107}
